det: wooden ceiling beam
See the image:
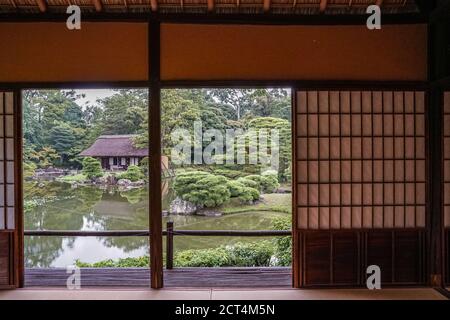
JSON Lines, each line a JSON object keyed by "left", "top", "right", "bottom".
{"left": 150, "top": 0, "right": 158, "bottom": 11}
{"left": 207, "top": 0, "right": 214, "bottom": 12}
{"left": 36, "top": 0, "right": 47, "bottom": 12}
{"left": 263, "top": 0, "right": 270, "bottom": 12}
{"left": 319, "top": 0, "right": 327, "bottom": 12}
{"left": 92, "top": 0, "right": 102, "bottom": 12}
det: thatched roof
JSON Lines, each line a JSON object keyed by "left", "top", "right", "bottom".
{"left": 79, "top": 135, "right": 148, "bottom": 157}
{"left": 0, "top": 0, "right": 419, "bottom": 15}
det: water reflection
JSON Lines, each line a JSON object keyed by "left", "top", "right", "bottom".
{"left": 25, "top": 181, "right": 284, "bottom": 267}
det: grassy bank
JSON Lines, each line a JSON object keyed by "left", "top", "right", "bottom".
{"left": 219, "top": 193, "right": 291, "bottom": 215}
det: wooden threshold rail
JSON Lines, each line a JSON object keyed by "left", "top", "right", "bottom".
{"left": 23, "top": 229, "right": 291, "bottom": 237}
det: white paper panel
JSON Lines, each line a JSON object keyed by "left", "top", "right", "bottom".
{"left": 5, "top": 115, "right": 13, "bottom": 137}
{"left": 6, "top": 161, "right": 14, "bottom": 183}
{"left": 0, "top": 139, "right": 3, "bottom": 160}
{"left": 296, "top": 90, "right": 426, "bottom": 230}
{"left": 0, "top": 184, "right": 3, "bottom": 207}
{"left": 7, "top": 207, "right": 14, "bottom": 229}
{"left": 6, "top": 184, "right": 14, "bottom": 206}
{"left": 5, "top": 92, "right": 13, "bottom": 114}
{"left": 0, "top": 92, "right": 3, "bottom": 114}
{"left": 0, "top": 207, "right": 4, "bottom": 229}
{"left": 0, "top": 91, "right": 15, "bottom": 232}
{"left": 6, "top": 138, "right": 14, "bottom": 160}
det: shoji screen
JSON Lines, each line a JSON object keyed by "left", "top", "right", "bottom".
{"left": 294, "top": 90, "right": 426, "bottom": 287}
{"left": 0, "top": 91, "right": 19, "bottom": 288}
{"left": 296, "top": 91, "right": 426, "bottom": 229}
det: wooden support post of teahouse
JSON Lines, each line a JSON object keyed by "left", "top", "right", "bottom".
{"left": 149, "top": 20, "right": 163, "bottom": 289}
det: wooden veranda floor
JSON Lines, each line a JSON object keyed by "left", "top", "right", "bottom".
{"left": 25, "top": 267, "right": 292, "bottom": 288}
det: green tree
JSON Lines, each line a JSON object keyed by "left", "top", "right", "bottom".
{"left": 250, "top": 89, "right": 291, "bottom": 120}
{"left": 28, "top": 146, "right": 59, "bottom": 168}
{"left": 272, "top": 216, "right": 292, "bottom": 266}
{"left": 247, "top": 117, "right": 291, "bottom": 181}
{"left": 48, "top": 123, "right": 76, "bottom": 166}
{"left": 117, "top": 165, "right": 144, "bottom": 182}
{"left": 98, "top": 89, "right": 148, "bottom": 135}
{"left": 82, "top": 157, "right": 103, "bottom": 180}
{"left": 23, "top": 90, "right": 91, "bottom": 168}
{"left": 208, "top": 89, "right": 255, "bottom": 120}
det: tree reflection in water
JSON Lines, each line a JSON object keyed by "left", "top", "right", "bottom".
{"left": 25, "top": 181, "right": 284, "bottom": 267}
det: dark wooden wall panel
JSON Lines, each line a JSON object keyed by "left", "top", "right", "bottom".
{"left": 446, "top": 229, "right": 450, "bottom": 285}
{"left": 0, "top": 233, "right": 10, "bottom": 286}
{"left": 333, "top": 232, "right": 359, "bottom": 285}
{"left": 394, "top": 231, "right": 422, "bottom": 283}
{"left": 366, "top": 231, "right": 393, "bottom": 283}
{"left": 298, "top": 230, "right": 425, "bottom": 287}
{"left": 304, "top": 232, "right": 331, "bottom": 285}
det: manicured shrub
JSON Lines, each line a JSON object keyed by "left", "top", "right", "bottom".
{"left": 236, "top": 177, "right": 259, "bottom": 189}
{"left": 226, "top": 180, "right": 260, "bottom": 202}
{"left": 174, "top": 241, "right": 274, "bottom": 267}
{"left": 241, "top": 175, "right": 263, "bottom": 189}
{"left": 76, "top": 256, "right": 149, "bottom": 268}
{"left": 81, "top": 157, "right": 103, "bottom": 180}
{"left": 76, "top": 241, "right": 276, "bottom": 268}
{"left": 138, "top": 156, "right": 149, "bottom": 176}
{"left": 117, "top": 165, "right": 144, "bottom": 182}
{"left": 261, "top": 170, "right": 280, "bottom": 193}
{"left": 243, "top": 174, "right": 279, "bottom": 193}
{"left": 237, "top": 187, "right": 260, "bottom": 202}
{"left": 211, "top": 168, "right": 246, "bottom": 179}
{"left": 226, "top": 180, "right": 245, "bottom": 197}
{"left": 227, "top": 241, "right": 274, "bottom": 267}
{"left": 173, "top": 247, "right": 231, "bottom": 267}
{"left": 271, "top": 216, "right": 292, "bottom": 266}
{"left": 173, "top": 171, "right": 231, "bottom": 207}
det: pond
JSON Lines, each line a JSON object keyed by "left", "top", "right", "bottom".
{"left": 24, "top": 181, "right": 289, "bottom": 268}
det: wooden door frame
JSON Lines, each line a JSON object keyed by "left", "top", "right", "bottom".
{"left": 6, "top": 81, "right": 432, "bottom": 290}
{"left": 290, "top": 85, "right": 436, "bottom": 288}
{"left": 0, "top": 17, "right": 441, "bottom": 290}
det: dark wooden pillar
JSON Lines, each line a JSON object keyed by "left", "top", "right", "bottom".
{"left": 427, "top": 88, "right": 444, "bottom": 286}
{"left": 427, "top": 1, "right": 450, "bottom": 286}
{"left": 149, "top": 19, "right": 163, "bottom": 289}
{"left": 15, "top": 90, "right": 24, "bottom": 288}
